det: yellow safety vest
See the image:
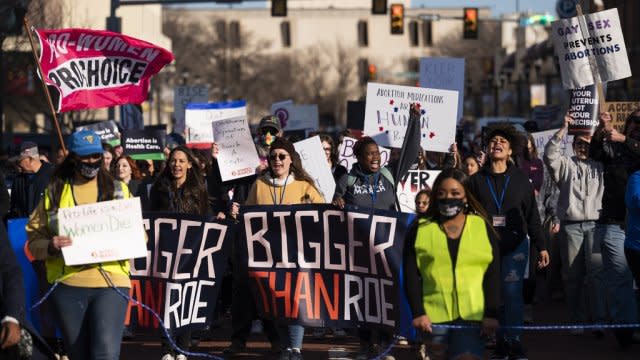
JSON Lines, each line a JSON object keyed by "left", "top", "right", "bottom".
{"left": 43, "top": 180, "right": 131, "bottom": 284}
{"left": 414, "top": 214, "right": 493, "bottom": 323}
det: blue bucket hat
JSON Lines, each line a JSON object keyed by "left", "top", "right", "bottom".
{"left": 69, "top": 130, "right": 103, "bottom": 156}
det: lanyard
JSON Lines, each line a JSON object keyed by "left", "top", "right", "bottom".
{"left": 485, "top": 175, "right": 510, "bottom": 214}
{"left": 270, "top": 174, "right": 290, "bottom": 205}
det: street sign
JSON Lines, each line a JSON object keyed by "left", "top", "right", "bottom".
{"left": 556, "top": 0, "right": 579, "bottom": 19}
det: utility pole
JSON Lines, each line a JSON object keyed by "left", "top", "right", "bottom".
{"left": 106, "top": 0, "right": 122, "bottom": 122}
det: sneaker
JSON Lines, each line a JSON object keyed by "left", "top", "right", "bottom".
{"left": 332, "top": 328, "right": 347, "bottom": 338}
{"left": 279, "top": 348, "right": 291, "bottom": 360}
{"left": 290, "top": 349, "right": 303, "bottom": 360}
{"left": 250, "top": 320, "right": 264, "bottom": 334}
{"left": 508, "top": 340, "right": 528, "bottom": 360}
{"left": 161, "top": 354, "right": 175, "bottom": 360}
{"left": 312, "top": 327, "right": 325, "bottom": 339}
{"left": 176, "top": 355, "right": 187, "bottom": 360}
{"left": 396, "top": 336, "right": 409, "bottom": 345}
{"left": 415, "top": 343, "right": 427, "bottom": 360}
{"left": 222, "top": 342, "right": 246, "bottom": 355}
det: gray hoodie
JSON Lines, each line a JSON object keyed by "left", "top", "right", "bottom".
{"left": 543, "top": 133, "right": 604, "bottom": 221}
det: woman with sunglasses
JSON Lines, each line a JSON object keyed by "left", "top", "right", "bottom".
{"left": 150, "top": 145, "right": 210, "bottom": 360}
{"left": 26, "top": 130, "right": 135, "bottom": 360}
{"left": 245, "top": 138, "right": 324, "bottom": 360}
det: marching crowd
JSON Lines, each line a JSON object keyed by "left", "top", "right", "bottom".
{"left": 1, "top": 108, "right": 640, "bottom": 360}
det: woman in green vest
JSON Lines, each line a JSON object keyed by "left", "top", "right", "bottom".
{"left": 404, "top": 168, "right": 500, "bottom": 360}
{"left": 26, "top": 130, "right": 133, "bottom": 360}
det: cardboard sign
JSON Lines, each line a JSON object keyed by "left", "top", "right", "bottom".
{"left": 174, "top": 86, "right": 209, "bottom": 135}
{"left": 337, "top": 136, "right": 390, "bottom": 172}
{"left": 294, "top": 136, "right": 335, "bottom": 202}
{"left": 185, "top": 100, "right": 246, "bottom": 149}
{"left": 58, "top": 198, "right": 147, "bottom": 266}
{"left": 605, "top": 101, "right": 640, "bottom": 132}
{"left": 396, "top": 170, "right": 440, "bottom": 213}
{"left": 568, "top": 85, "right": 599, "bottom": 134}
{"left": 419, "top": 57, "right": 465, "bottom": 124}
{"left": 551, "top": 8, "right": 631, "bottom": 89}
{"left": 122, "top": 129, "right": 166, "bottom": 160}
{"left": 531, "top": 128, "right": 574, "bottom": 160}
{"left": 211, "top": 114, "right": 260, "bottom": 182}
{"left": 363, "top": 82, "right": 458, "bottom": 152}
{"left": 76, "top": 120, "right": 121, "bottom": 146}
{"left": 271, "top": 102, "right": 319, "bottom": 131}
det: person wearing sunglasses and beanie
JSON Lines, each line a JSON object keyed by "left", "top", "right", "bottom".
{"left": 26, "top": 130, "right": 134, "bottom": 360}
{"left": 244, "top": 137, "right": 324, "bottom": 360}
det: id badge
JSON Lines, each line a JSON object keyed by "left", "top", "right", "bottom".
{"left": 492, "top": 215, "right": 506, "bottom": 227}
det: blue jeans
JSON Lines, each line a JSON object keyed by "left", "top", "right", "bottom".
{"left": 277, "top": 324, "right": 305, "bottom": 350}
{"left": 50, "top": 284, "right": 129, "bottom": 360}
{"left": 498, "top": 240, "right": 528, "bottom": 341}
{"left": 561, "top": 221, "right": 606, "bottom": 323}
{"left": 419, "top": 321, "right": 485, "bottom": 359}
{"left": 596, "top": 224, "right": 639, "bottom": 324}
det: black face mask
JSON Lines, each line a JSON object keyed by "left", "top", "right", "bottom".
{"left": 438, "top": 198, "right": 465, "bottom": 219}
{"left": 77, "top": 161, "right": 102, "bottom": 179}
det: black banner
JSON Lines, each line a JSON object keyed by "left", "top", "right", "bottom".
{"left": 76, "top": 120, "right": 121, "bottom": 146}
{"left": 122, "top": 129, "right": 166, "bottom": 160}
{"left": 127, "top": 213, "right": 233, "bottom": 333}
{"left": 239, "top": 204, "right": 412, "bottom": 331}
{"left": 568, "top": 85, "right": 599, "bottom": 135}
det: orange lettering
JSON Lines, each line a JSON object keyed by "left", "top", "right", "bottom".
{"left": 269, "top": 272, "right": 292, "bottom": 318}
{"left": 144, "top": 280, "right": 164, "bottom": 328}
{"left": 292, "top": 272, "right": 313, "bottom": 319}
{"left": 125, "top": 280, "right": 143, "bottom": 326}
{"left": 314, "top": 273, "right": 339, "bottom": 320}
{"left": 249, "top": 271, "right": 271, "bottom": 313}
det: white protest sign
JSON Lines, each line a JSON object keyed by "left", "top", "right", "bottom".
{"left": 419, "top": 57, "right": 465, "bottom": 124}
{"left": 174, "top": 86, "right": 209, "bottom": 135}
{"left": 396, "top": 170, "right": 440, "bottom": 213}
{"left": 337, "top": 136, "right": 390, "bottom": 172}
{"left": 363, "top": 82, "right": 458, "bottom": 152}
{"left": 58, "top": 198, "right": 147, "bottom": 266}
{"left": 294, "top": 136, "right": 335, "bottom": 202}
{"left": 271, "top": 102, "right": 319, "bottom": 131}
{"left": 212, "top": 115, "right": 260, "bottom": 182}
{"left": 531, "top": 128, "right": 574, "bottom": 160}
{"left": 551, "top": 8, "right": 631, "bottom": 89}
{"left": 185, "top": 100, "right": 246, "bottom": 149}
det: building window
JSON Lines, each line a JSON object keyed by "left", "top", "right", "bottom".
{"left": 280, "top": 21, "right": 291, "bottom": 48}
{"left": 409, "top": 21, "right": 418, "bottom": 47}
{"left": 358, "top": 20, "right": 368, "bottom": 47}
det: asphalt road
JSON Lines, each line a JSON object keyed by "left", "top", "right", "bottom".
{"left": 120, "top": 299, "right": 640, "bottom": 359}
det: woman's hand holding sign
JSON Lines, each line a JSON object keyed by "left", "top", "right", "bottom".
{"left": 49, "top": 235, "right": 72, "bottom": 254}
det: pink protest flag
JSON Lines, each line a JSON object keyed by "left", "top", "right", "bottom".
{"left": 33, "top": 28, "right": 174, "bottom": 112}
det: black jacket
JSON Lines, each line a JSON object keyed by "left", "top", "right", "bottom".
{"left": 0, "top": 171, "right": 10, "bottom": 219}
{"left": 469, "top": 164, "right": 546, "bottom": 254}
{"left": 8, "top": 162, "right": 54, "bottom": 219}
{"left": 589, "top": 129, "right": 640, "bottom": 223}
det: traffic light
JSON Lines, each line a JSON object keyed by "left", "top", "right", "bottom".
{"left": 463, "top": 7, "right": 478, "bottom": 39}
{"left": 271, "top": 0, "right": 287, "bottom": 17}
{"left": 390, "top": 3, "right": 404, "bottom": 35}
{"left": 368, "top": 64, "right": 377, "bottom": 81}
{"left": 372, "top": 0, "right": 387, "bottom": 15}
{"left": 522, "top": 14, "right": 556, "bottom": 26}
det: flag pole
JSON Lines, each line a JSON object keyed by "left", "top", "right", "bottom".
{"left": 23, "top": 18, "right": 67, "bottom": 153}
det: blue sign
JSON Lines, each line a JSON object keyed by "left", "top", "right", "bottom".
{"left": 556, "top": 0, "right": 579, "bottom": 19}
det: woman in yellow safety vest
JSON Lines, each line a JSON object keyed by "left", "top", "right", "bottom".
{"left": 26, "top": 130, "right": 133, "bottom": 360}
{"left": 404, "top": 168, "right": 500, "bottom": 360}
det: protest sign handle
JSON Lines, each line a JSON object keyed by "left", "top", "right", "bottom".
{"left": 23, "top": 18, "right": 67, "bottom": 153}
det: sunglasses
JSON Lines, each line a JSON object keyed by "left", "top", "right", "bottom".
{"left": 269, "top": 153, "right": 288, "bottom": 161}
